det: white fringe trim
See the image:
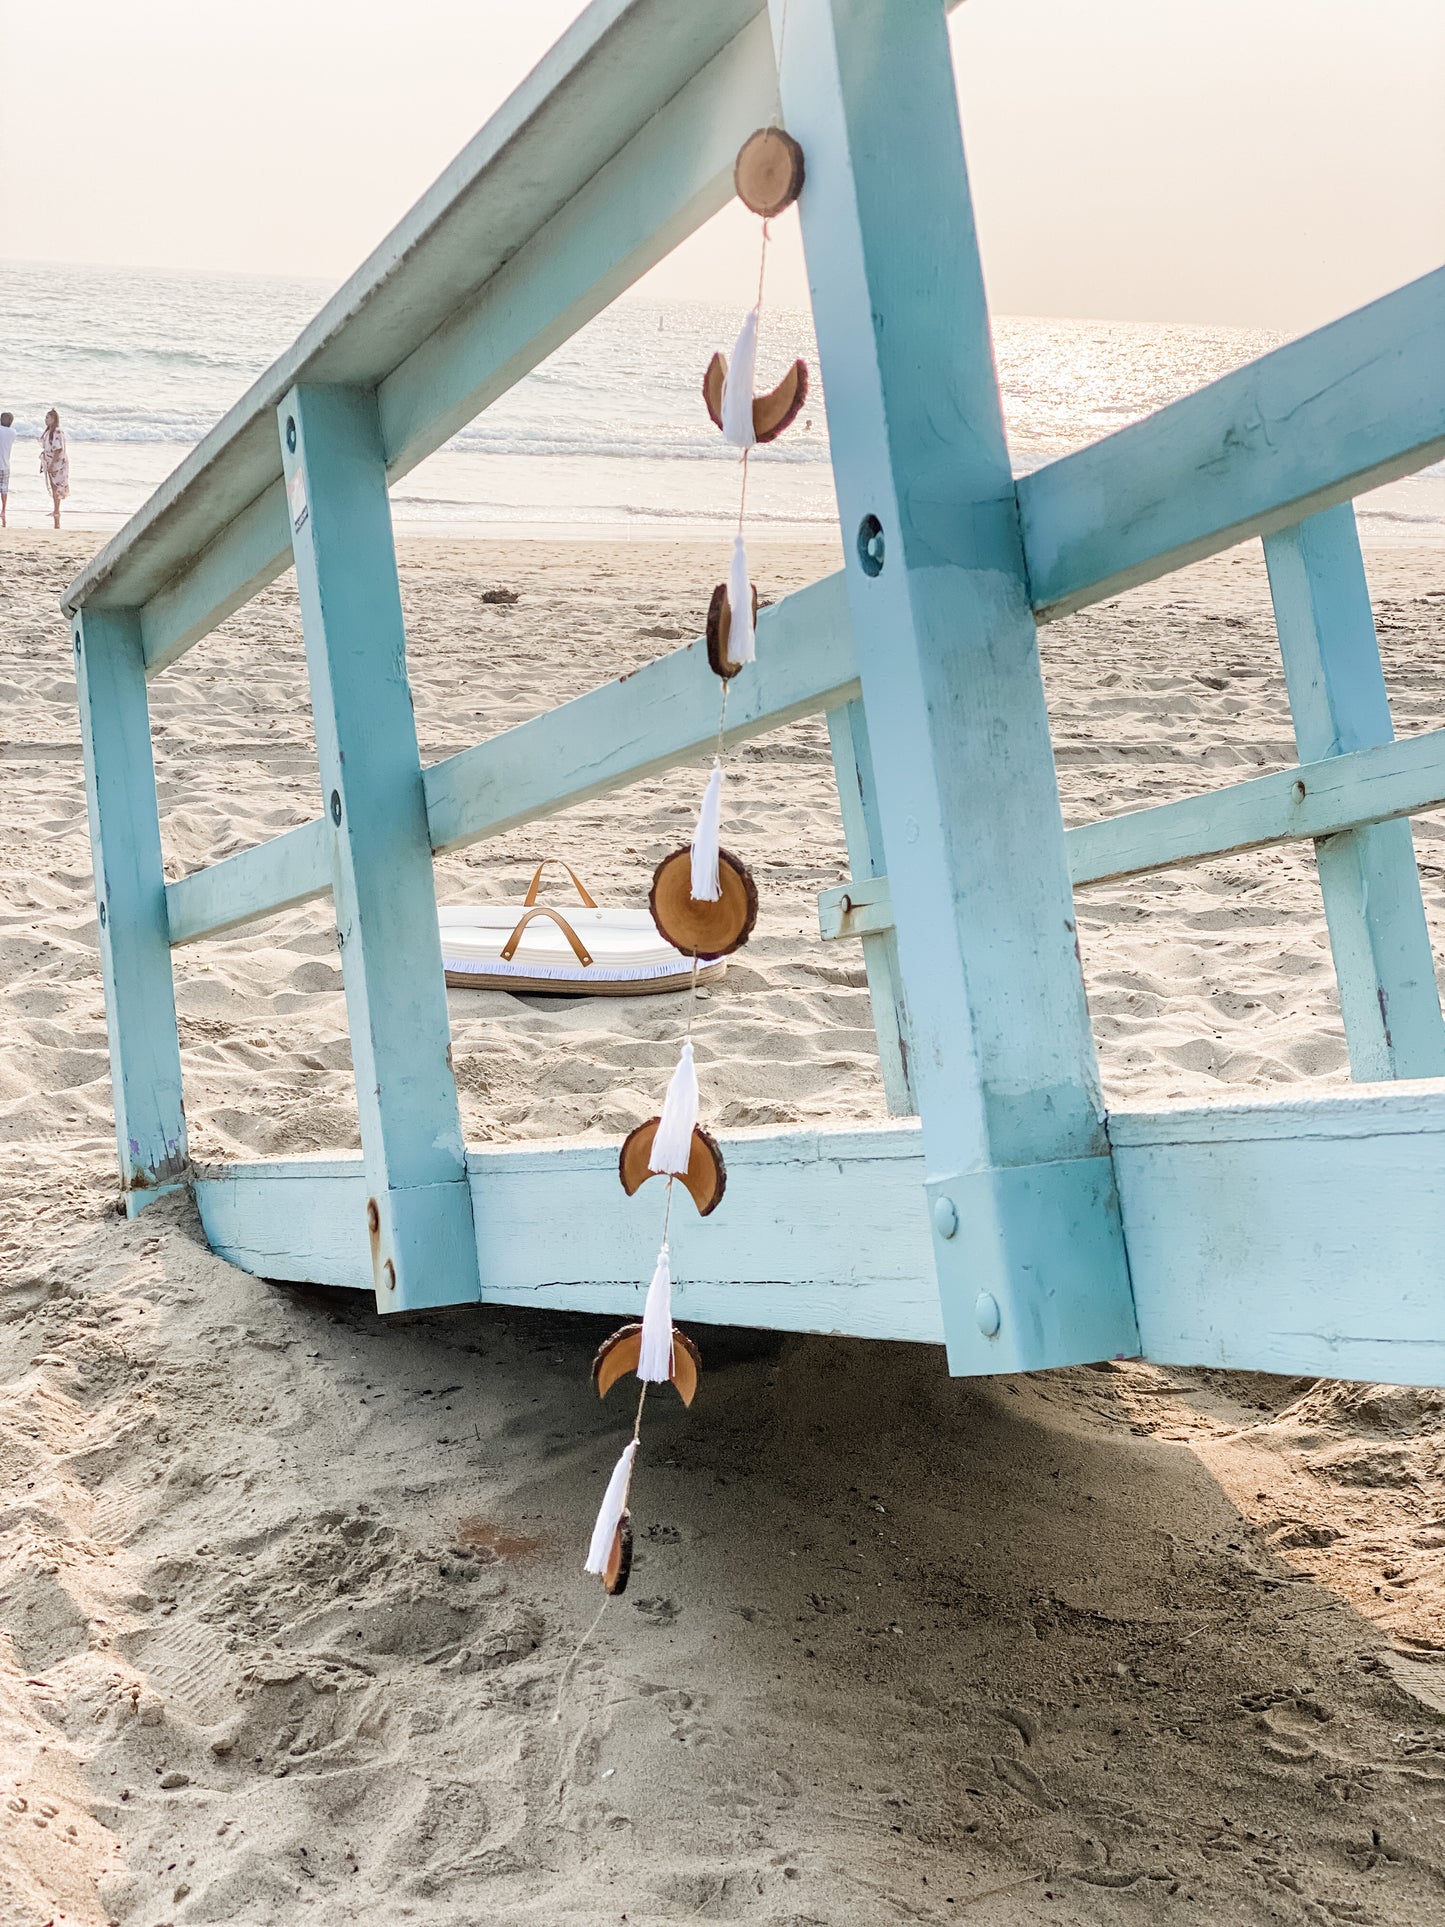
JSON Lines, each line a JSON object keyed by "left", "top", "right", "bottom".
{"left": 442, "top": 956, "right": 695, "bottom": 984}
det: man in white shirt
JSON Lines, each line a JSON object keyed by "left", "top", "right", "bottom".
{"left": 0, "top": 414, "right": 15, "bottom": 527}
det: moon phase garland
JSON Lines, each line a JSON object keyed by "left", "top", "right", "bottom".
{"left": 582, "top": 125, "right": 809, "bottom": 1597}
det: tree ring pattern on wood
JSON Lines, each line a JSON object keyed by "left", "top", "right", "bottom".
{"left": 618, "top": 1118, "right": 727, "bottom": 1215}
{"left": 734, "top": 127, "right": 805, "bottom": 217}
{"left": 592, "top": 1322, "right": 702, "bottom": 1406}
{"left": 649, "top": 846, "right": 758, "bottom": 959}
{"left": 705, "top": 581, "right": 759, "bottom": 681}
{"left": 702, "top": 354, "right": 810, "bottom": 445}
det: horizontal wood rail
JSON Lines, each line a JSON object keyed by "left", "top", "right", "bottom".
{"left": 423, "top": 572, "right": 854, "bottom": 853}
{"left": 74, "top": 256, "right": 1445, "bottom": 677}
{"left": 166, "top": 818, "right": 332, "bottom": 946}
{"left": 63, "top": 1, "right": 795, "bottom": 652}
{"left": 194, "top": 1079, "right": 1445, "bottom": 1382}
{"left": 1019, "top": 266, "right": 1445, "bottom": 623}
{"left": 819, "top": 724, "right": 1445, "bottom": 941}
{"left": 165, "top": 573, "right": 857, "bottom": 945}
{"left": 59, "top": 0, "right": 1439, "bottom": 674}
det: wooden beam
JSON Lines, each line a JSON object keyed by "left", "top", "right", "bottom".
{"left": 71, "top": 16, "right": 781, "bottom": 671}
{"left": 195, "top": 1081, "right": 1445, "bottom": 1383}
{"left": 63, "top": 1, "right": 778, "bottom": 629}
{"left": 825, "top": 700, "right": 916, "bottom": 1112}
{"left": 378, "top": 17, "right": 773, "bottom": 476}
{"left": 156, "top": 572, "right": 857, "bottom": 946}
{"left": 281, "top": 384, "right": 479, "bottom": 1314}
{"left": 1113, "top": 1086, "right": 1445, "bottom": 1384}
{"left": 422, "top": 571, "right": 857, "bottom": 852}
{"left": 73, "top": 609, "right": 188, "bottom": 1209}
{"left": 1264, "top": 505, "right": 1445, "bottom": 1080}
{"left": 1070, "top": 728, "right": 1445, "bottom": 886}
{"left": 778, "top": 0, "right": 1135, "bottom": 1377}
{"left": 165, "top": 817, "right": 333, "bottom": 946}
{"left": 195, "top": 1127, "right": 948, "bottom": 1346}
{"left": 821, "top": 722, "right": 1445, "bottom": 936}
{"left": 141, "top": 482, "right": 291, "bottom": 675}
{"left": 1019, "top": 266, "right": 1445, "bottom": 622}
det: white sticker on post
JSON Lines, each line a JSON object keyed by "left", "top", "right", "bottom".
{"left": 288, "top": 468, "right": 309, "bottom": 535}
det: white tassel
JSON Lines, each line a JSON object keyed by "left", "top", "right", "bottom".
{"left": 649, "top": 1042, "right": 699, "bottom": 1175}
{"left": 690, "top": 761, "right": 723, "bottom": 902}
{"left": 637, "top": 1244, "right": 675, "bottom": 1382}
{"left": 721, "top": 306, "right": 759, "bottom": 448}
{"left": 726, "top": 533, "right": 755, "bottom": 666}
{"left": 584, "top": 1438, "right": 639, "bottom": 1574}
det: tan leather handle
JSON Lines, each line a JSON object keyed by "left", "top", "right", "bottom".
{"left": 524, "top": 859, "right": 597, "bottom": 909}
{"left": 499, "top": 905, "right": 594, "bottom": 967}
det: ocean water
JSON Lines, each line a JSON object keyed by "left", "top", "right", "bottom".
{"left": 0, "top": 260, "right": 1440, "bottom": 543}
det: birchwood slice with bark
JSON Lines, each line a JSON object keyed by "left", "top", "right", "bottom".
{"left": 649, "top": 846, "right": 758, "bottom": 959}
{"left": 603, "top": 1510, "right": 634, "bottom": 1594}
{"left": 734, "top": 127, "right": 805, "bottom": 217}
{"left": 618, "top": 1118, "right": 727, "bottom": 1215}
{"left": 701, "top": 353, "right": 810, "bottom": 444}
{"left": 753, "top": 359, "right": 809, "bottom": 443}
{"left": 706, "top": 581, "right": 759, "bottom": 681}
{"left": 592, "top": 1323, "right": 702, "bottom": 1406}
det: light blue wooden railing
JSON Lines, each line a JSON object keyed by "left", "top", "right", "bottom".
{"left": 64, "top": 0, "right": 1445, "bottom": 1381}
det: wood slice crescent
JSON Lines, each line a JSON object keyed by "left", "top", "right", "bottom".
{"left": 649, "top": 846, "right": 757, "bottom": 960}
{"left": 734, "top": 127, "right": 805, "bottom": 218}
{"left": 702, "top": 352, "right": 726, "bottom": 432}
{"left": 702, "top": 352, "right": 810, "bottom": 444}
{"left": 592, "top": 1322, "right": 702, "bottom": 1407}
{"left": 602, "top": 1510, "right": 633, "bottom": 1595}
{"left": 618, "top": 1119, "right": 727, "bottom": 1216}
{"left": 753, "top": 359, "right": 809, "bottom": 443}
{"left": 705, "top": 581, "right": 759, "bottom": 681}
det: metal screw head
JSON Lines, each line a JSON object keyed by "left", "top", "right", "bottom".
{"left": 856, "top": 513, "right": 885, "bottom": 577}
{"left": 285, "top": 416, "right": 297, "bottom": 453}
{"left": 98, "top": 901, "right": 108, "bottom": 929}
{"left": 330, "top": 789, "right": 342, "bottom": 826}
{"left": 933, "top": 1195, "right": 958, "bottom": 1240}
{"left": 975, "top": 1291, "right": 1002, "bottom": 1338}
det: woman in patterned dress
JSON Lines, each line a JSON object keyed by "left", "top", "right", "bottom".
{"left": 39, "top": 410, "right": 69, "bottom": 529}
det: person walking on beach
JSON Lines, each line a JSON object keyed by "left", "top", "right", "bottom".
{"left": 39, "top": 410, "right": 69, "bottom": 528}
{"left": 0, "top": 413, "right": 15, "bottom": 528}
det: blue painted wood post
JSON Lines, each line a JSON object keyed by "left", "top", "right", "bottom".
{"left": 73, "top": 607, "right": 188, "bottom": 1212}
{"left": 1263, "top": 505, "right": 1445, "bottom": 1080}
{"left": 826, "top": 700, "right": 916, "bottom": 1112}
{"left": 278, "top": 385, "right": 480, "bottom": 1312}
{"left": 773, "top": 0, "right": 1138, "bottom": 1374}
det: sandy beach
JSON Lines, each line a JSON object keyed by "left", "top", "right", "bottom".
{"left": 5, "top": 528, "right": 1445, "bottom": 1925}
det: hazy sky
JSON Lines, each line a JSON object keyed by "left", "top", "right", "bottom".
{"left": 3, "top": 0, "right": 1442, "bottom": 330}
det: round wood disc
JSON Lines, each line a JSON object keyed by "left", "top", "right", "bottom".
{"left": 619, "top": 1119, "right": 727, "bottom": 1216}
{"left": 734, "top": 127, "right": 805, "bottom": 217}
{"left": 705, "top": 581, "right": 759, "bottom": 681}
{"left": 649, "top": 846, "right": 757, "bottom": 960}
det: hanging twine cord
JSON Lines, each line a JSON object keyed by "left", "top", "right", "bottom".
{"left": 576, "top": 96, "right": 784, "bottom": 1657}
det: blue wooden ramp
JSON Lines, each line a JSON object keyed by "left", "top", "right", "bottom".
{"left": 65, "top": 0, "right": 1445, "bottom": 1385}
